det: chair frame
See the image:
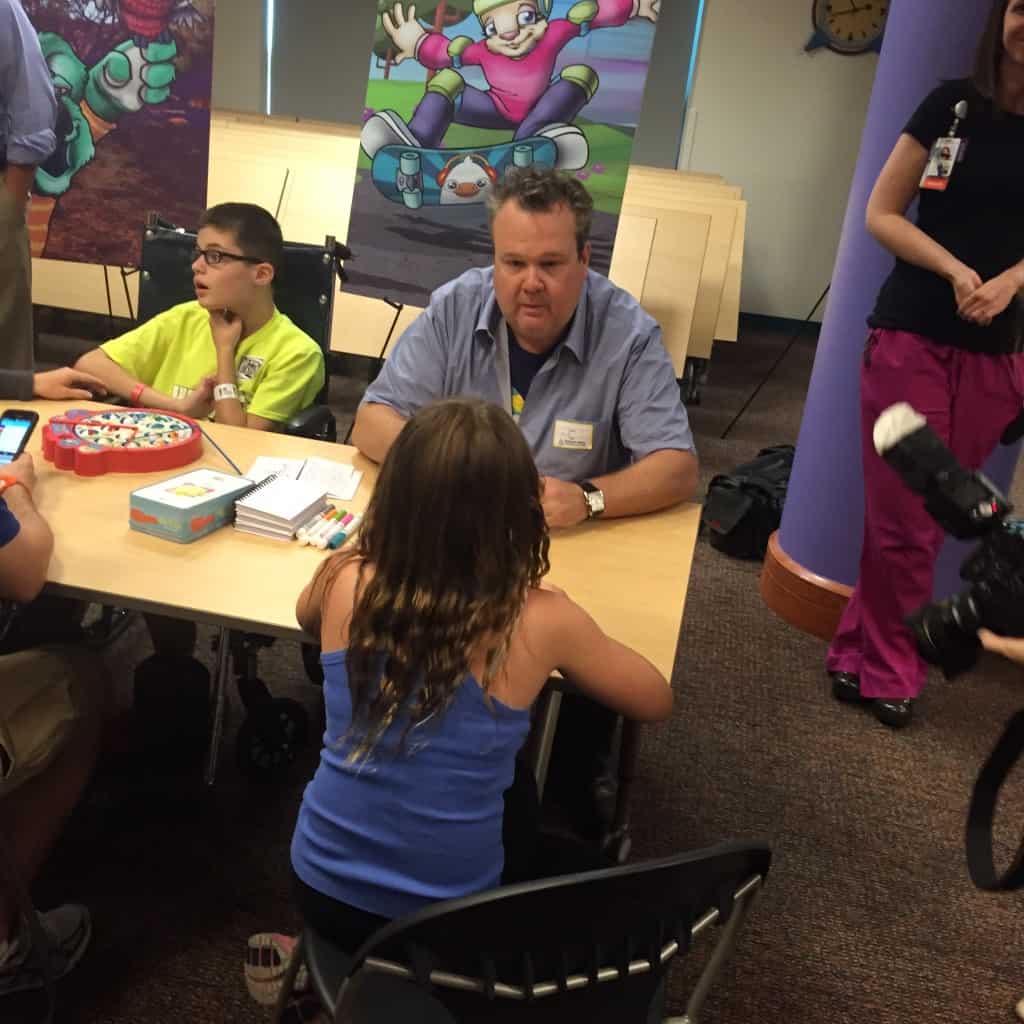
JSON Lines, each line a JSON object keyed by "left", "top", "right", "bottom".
{"left": 275, "top": 842, "right": 770, "bottom": 1024}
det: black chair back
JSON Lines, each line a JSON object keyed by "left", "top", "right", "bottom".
{"left": 317, "top": 840, "right": 771, "bottom": 1024}
{"left": 138, "top": 213, "right": 347, "bottom": 408}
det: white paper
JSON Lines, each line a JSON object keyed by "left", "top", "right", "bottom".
{"left": 245, "top": 456, "right": 304, "bottom": 482}
{"left": 297, "top": 457, "right": 363, "bottom": 501}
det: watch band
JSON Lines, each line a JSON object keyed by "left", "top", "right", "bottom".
{"left": 213, "top": 382, "right": 240, "bottom": 402}
{"left": 129, "top": 383, "right": 145, "bottom": 406}
{"left": 580, "top": 480, "right": 605, "bottom": 519}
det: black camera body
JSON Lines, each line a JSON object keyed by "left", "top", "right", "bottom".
{"left": 873, "top": 402, "right": 1024, "bottom": 678}
{"left": 907, "top": 518, "right": 1024, "bottom": 677}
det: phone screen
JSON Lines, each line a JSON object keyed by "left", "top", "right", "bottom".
{"left": 0, "top": 415, "right": 35, "bottom": 465}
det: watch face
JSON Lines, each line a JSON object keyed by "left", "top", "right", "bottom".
{"left": 812, "top": 0, "right": 887, "bottom": 54}
{"left": 587, "top": 489, "right": 605, "bottom": 516}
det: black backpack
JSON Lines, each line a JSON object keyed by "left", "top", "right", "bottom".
{"left": 701, "top": 445, "right": 795, "bottom": 559}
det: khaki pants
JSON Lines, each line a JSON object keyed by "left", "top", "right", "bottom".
{"left": 0, "top": 647, "right": 101, "bottom": 797}
{"left": 0, "top": 175, "right": 33, "bottom": 372}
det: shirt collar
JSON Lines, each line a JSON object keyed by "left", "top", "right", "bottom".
{"left": 474, "top": 269, "right": 591, "bottom": 364}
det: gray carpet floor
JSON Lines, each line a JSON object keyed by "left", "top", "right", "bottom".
{"left": 8, "top": 319, "right": 1024, "bottom": 1023}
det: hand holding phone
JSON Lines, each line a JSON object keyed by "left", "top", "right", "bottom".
{"left": 0, "top": 409, "right": 39, "bottom": 466}
{"left": 4, "top": 454, "right": 36, "bottom": 494}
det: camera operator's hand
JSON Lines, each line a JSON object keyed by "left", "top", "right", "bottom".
{"left": 978, "top": 629, "right": 1024, "bottom": 667}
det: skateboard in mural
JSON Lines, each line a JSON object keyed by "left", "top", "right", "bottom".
{"left": 367, "top": 122, "right": 588, "bottom": 209}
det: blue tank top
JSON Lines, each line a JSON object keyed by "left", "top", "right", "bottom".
{"left": 291, "top": 649, "right": 532, "bottom": 919}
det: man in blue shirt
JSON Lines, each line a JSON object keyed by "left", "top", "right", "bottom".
{"left": 353, "top": 167, "right": 698, "bottom": 529}
{"left": 0, "top": 454, "right": 98, "bottom": 998}
{"left": 0, "top": 0, "right": 57, "bottom": 372}
{"left": 353, "top": 167, "right": 697, "bottom": 839}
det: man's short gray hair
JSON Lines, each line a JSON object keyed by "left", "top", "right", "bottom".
{"left": 486, "top": 167, "right": 593, "bottom": 255}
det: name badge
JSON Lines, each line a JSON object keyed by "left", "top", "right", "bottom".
{"left": 552, "top": 419, "right": 594, "bottom": 451}
{"left": 920, "top": 136, "right": 962, "bottom": 192}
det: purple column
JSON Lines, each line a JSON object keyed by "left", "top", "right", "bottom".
{"left": 778, "top": 0, "right": 1019, "bottom": 601}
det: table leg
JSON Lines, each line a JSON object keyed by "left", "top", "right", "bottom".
{"left": 205, "top": 627, "right": 232, "bottom": 786}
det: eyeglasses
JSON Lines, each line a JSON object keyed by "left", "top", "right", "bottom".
{"left": 190, "top": 246, "right": 266, "bottom": 267}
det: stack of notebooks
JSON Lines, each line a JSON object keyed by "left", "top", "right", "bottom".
{"left": 234, "top": 475, "right": 330, "bottom": 541}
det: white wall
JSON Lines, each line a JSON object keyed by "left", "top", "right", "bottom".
{"left": 682, "top": 0, "right": 878, "bottom": 320}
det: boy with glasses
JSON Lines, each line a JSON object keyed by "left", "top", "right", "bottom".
{"left": 75, "top": 202, "right": 324, "bottom": 430}
{"left": 74, "top": 204, "right": 325, "bottom": 742}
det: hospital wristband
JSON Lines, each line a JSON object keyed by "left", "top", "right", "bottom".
{"left": 213, "top": 382, "right": 240, "bottom": 402}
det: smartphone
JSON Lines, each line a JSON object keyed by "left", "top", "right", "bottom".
{"left": 0, "top": 409, "right": 39, "bottom": 466}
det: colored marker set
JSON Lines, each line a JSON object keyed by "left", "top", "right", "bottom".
{"left": 296, "top": 505, "right": 364, "bottom": 550}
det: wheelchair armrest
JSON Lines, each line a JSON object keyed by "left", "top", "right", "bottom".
{"left": 284, "top": 404, "right": 337, "bottom": 442}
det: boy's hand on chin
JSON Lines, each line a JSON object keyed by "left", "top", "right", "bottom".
{"left": 209, "top": 308, "right": 244, "bottom": 352}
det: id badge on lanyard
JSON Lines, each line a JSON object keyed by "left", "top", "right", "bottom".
{"left": 920, "top": 100, "right": 969, "bottom": 192}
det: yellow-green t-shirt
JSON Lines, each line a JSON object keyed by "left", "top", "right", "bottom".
{"left": 101, "top": 302, "right": 325, "bottom": 423}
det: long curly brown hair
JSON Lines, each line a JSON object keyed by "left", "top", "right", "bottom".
{"left": 314, "top": 399, "right": 550, "bottom": 761}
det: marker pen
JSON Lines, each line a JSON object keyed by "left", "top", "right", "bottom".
{"left": 316, "top": 511, "right": 355, "bottom": 550}
{"left": 296, "top": 505, "right": 335, "bottom": 544}
{"left": 327, "top": 513, "right": 363, "bottom": 551}
{"left": 306, "top": 508, "right": 346, "bottom": 546}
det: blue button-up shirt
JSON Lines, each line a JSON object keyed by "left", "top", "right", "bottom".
{"left": 362, "top": 267, "right": 695, "bottom": 481}
{"left": 0, "top": 0, "right": 56, "bottom": 167}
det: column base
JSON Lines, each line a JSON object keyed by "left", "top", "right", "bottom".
{"left": 760, "top": 531, "right": 851, "bottom": 642}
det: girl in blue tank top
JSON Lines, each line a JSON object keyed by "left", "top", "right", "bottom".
{"left": 248, "top": 399, "right": 673, "bottom": 1004}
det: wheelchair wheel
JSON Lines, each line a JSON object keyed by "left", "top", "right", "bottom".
{"left": 301, "top": 643, "right": 324, "bottom": 686}
{"left": 236, "top": 697, "right": 309, "bottom": 780}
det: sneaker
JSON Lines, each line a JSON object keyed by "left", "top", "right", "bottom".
{"left": 537, "top": 123, "right": 590, "bottom": 171}
{"left": 245, "top": 932, "right": 308, "bottom": 1006}
{"left": 0, "top": 904, "right": 91, "bottom": 997}
{"left": 360, "top": 110, "right": 421, "bottom": 159}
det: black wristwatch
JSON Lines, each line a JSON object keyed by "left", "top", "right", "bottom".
{"left": 580, "top": 480, "right": 605, "bottom": 519}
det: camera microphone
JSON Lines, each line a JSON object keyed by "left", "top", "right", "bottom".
{"left": 873, "top": 403, "right": 1011, "bottom": 539}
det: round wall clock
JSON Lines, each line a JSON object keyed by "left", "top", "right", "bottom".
{"left": 805, "top": 0, "right": 888, "bottom": 55}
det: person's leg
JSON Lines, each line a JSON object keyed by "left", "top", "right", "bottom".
{"left": 852, "top": 331, "right": 955, "bottom": 702}
{"left": 0, "top": 648, "right": 101, "bottom": 996}
{"left": 827, "top": 579, "right": 866, "bottom": 679}
{"left": 246, "top": 872, "right": 389, "bottom": 1011}
{"left": 0, "top": 176, "right": 34, "bottom": 372}
{"left": 516, "top": 66, "right": 597, "bottom": 140}
{"left": 0, "top": 648, "right": 102, "bottom": 943}
{"left": 544, "top": 692, "right": 619, "bottom": 840}
{"left": 143, "top": 613, "right": 197, "bottom": 657}
{"left": 947, "top": 350, "right": 1024, "bottom": 470}
{"left": 290, "top": 872, "right": 389, "bottom": 953}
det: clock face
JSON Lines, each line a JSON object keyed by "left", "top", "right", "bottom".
{"left": 812, "top": 0, "right": 888, "bottom": 54}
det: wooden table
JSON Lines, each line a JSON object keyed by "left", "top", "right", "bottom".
{"left": 13, "top": 401, "right": 699, "bottom": 682}
{"left": 15, "top": 399, "right": 699, "bottom": 794}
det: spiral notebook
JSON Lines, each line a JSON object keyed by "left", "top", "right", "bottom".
{"left": 233, "top": 473, "right": 329, "bottom": 540}
{"left": 245, "top": 456, "right": 362, "bottom": 502}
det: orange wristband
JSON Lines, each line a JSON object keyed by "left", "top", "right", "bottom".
{"left": 130, "top": 383, "right": 146, "bottom": 406}
{"left": 0, "top": 477, "right": 26, "bottom": 498}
